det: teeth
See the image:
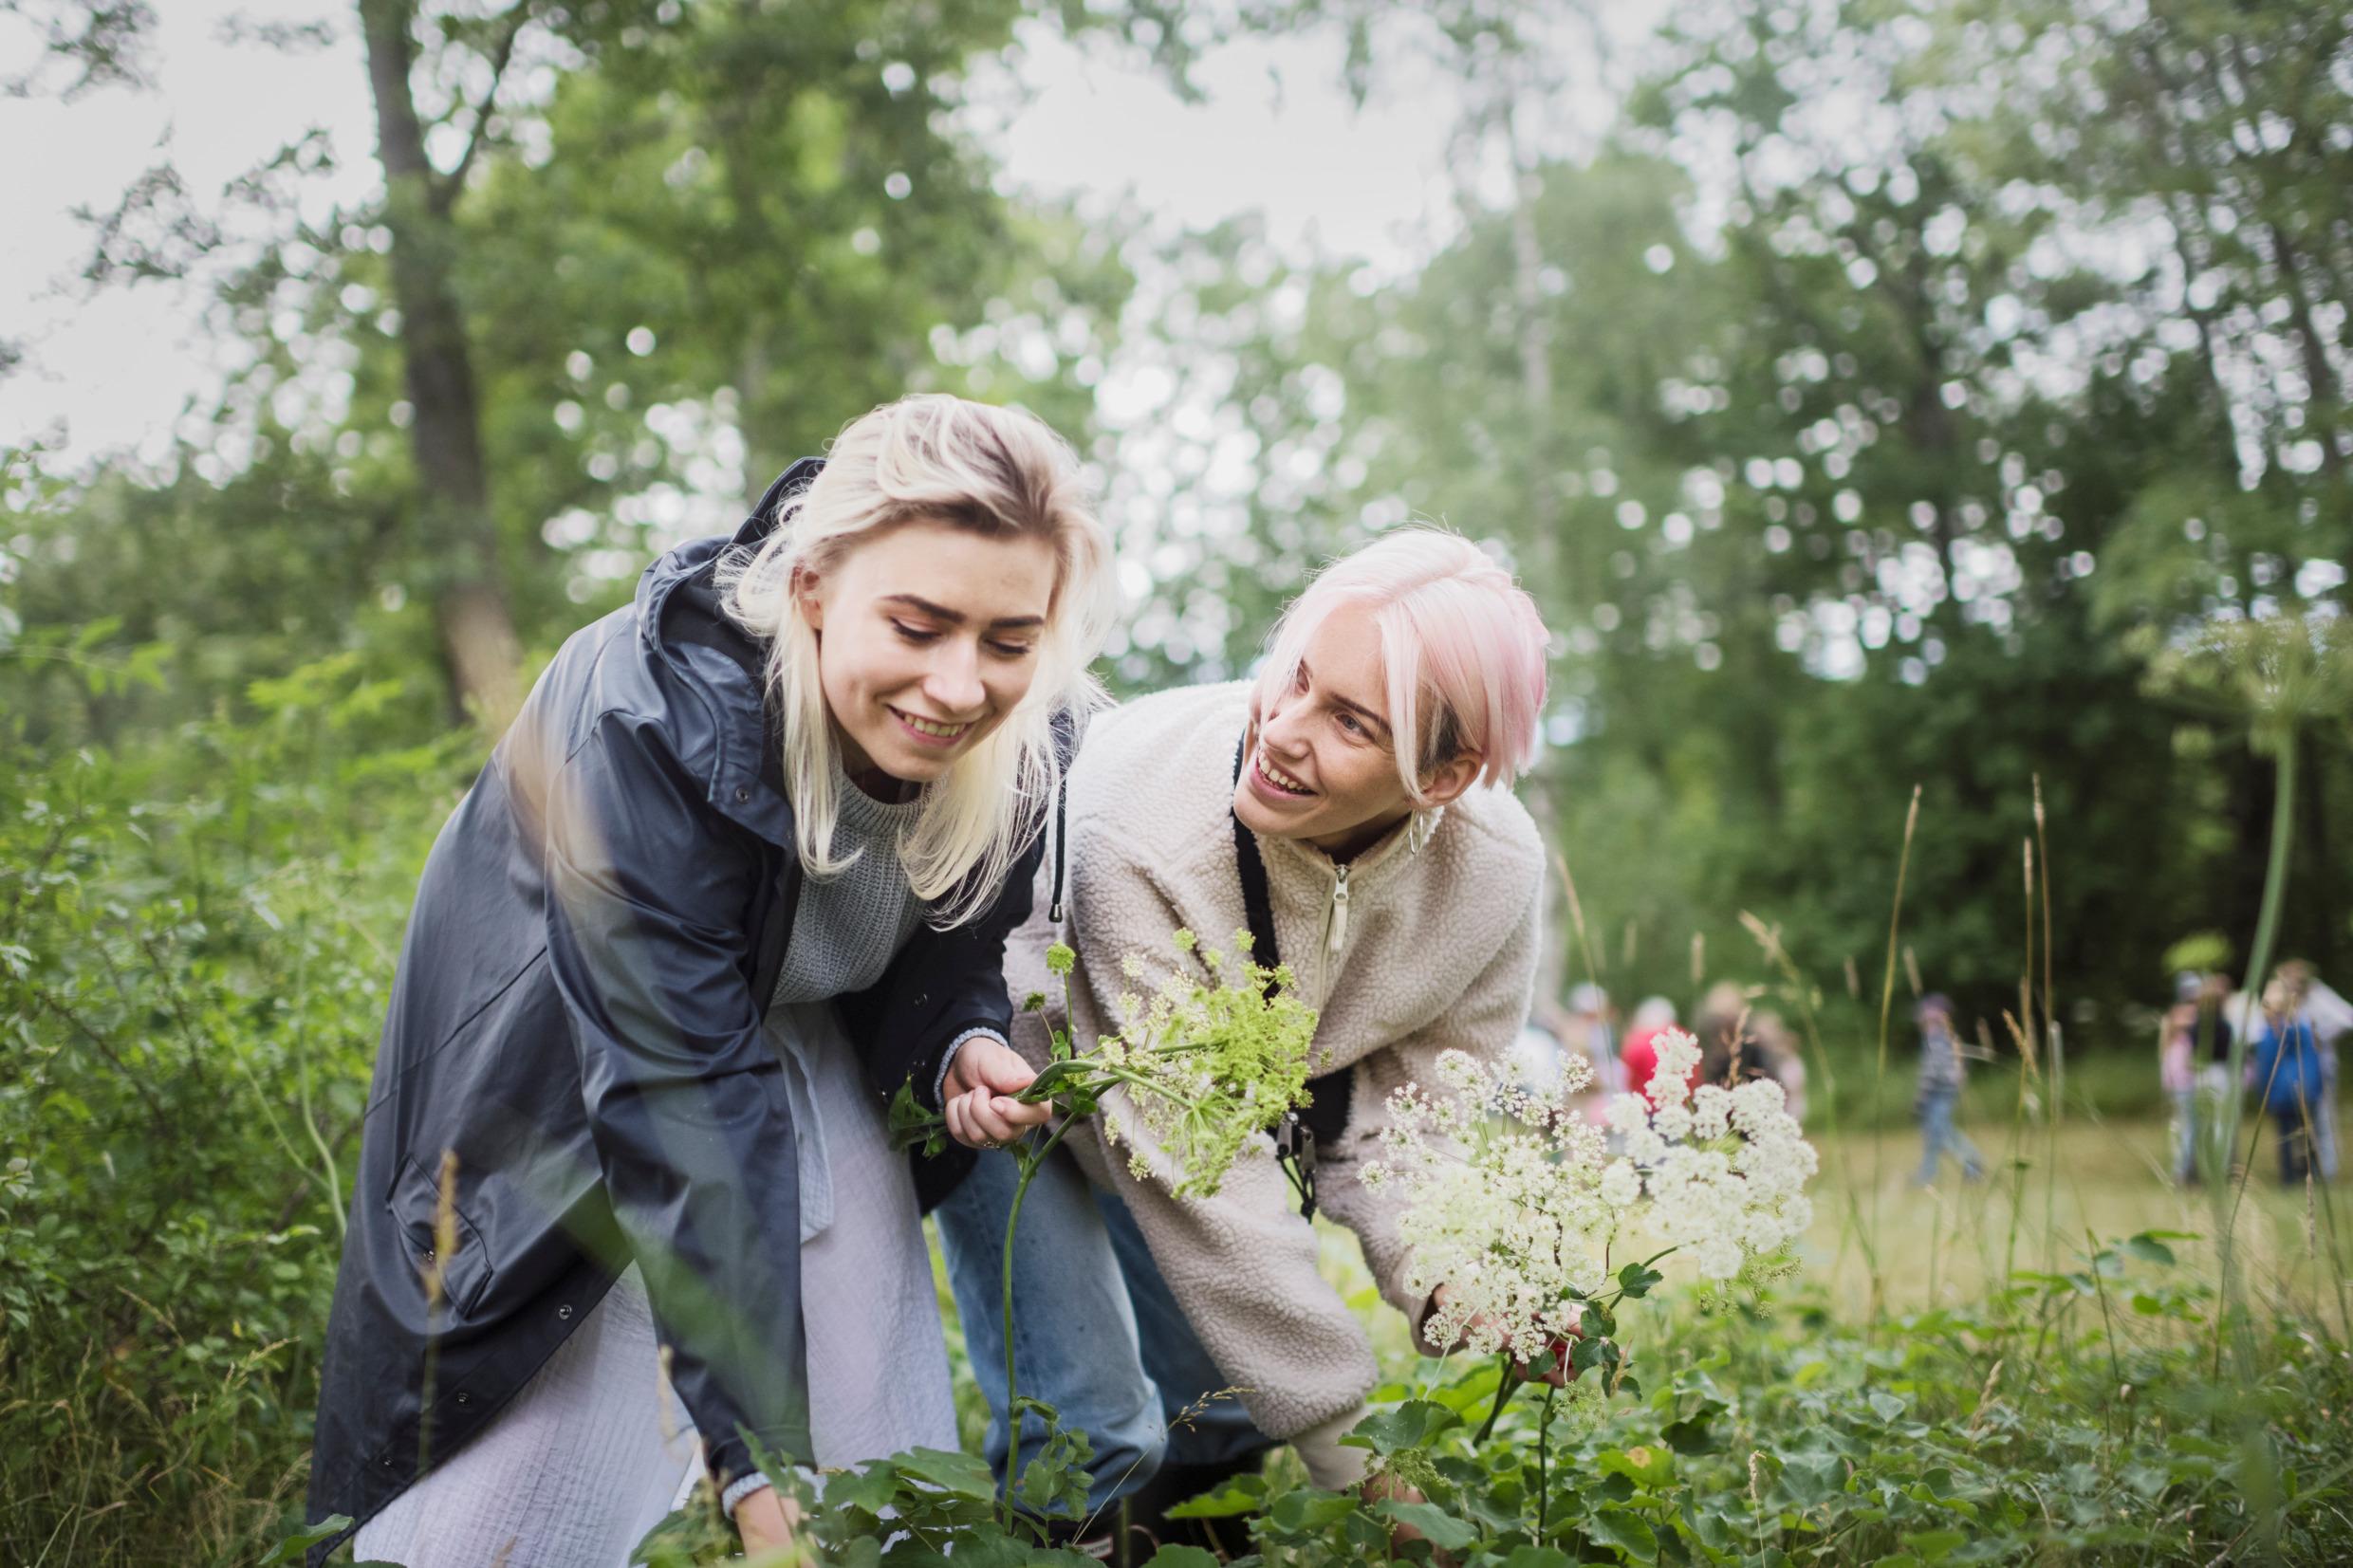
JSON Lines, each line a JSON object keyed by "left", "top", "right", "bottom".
{"left": 898, "top": 710, "right": 967, "bottom": 738}
{"left": 1257, "top": 750, "right": 1311, "bottom": 795}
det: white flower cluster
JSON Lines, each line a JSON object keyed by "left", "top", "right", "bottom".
{"left": 1365, "top": 1028, "right": 1816, "bottom": 1359}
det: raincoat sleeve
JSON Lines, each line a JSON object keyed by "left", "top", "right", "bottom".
{"left": 543, "top": 710, "right": 810, "bottom": 1492}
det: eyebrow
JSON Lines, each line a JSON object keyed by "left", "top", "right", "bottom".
{"left": 1301, "top": 657, "right": 1391, "bottom": 738}
{"left": 882, "top": 593, "right": 1046, "bottom": 632}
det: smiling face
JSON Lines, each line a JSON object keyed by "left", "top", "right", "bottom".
{"left": 1232, "top": 600, "right": 1480, "bottom": 859}
{"left": 798, "top": 517, "right": 1057, "bottom": 788}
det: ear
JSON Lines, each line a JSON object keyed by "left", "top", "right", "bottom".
{"left": 791, "top": 563, "right": 825, "bottom": 632}
{"left": 1418, "top": 751, "right": 1483, "bottom": 806}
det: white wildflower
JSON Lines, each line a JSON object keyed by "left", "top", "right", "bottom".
{"left": 1600, "top": 1159, "right": 1642, "bottom": 1208}
{"left": 1381, "top": 1028, "right": 1816, "bottom": 1361}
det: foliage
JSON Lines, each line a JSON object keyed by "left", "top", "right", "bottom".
{"left": 0, "top": 649, "right": 468, "bottom": 1563}
{"left": 633, "top": 1232, "right": 2353, "bottom": 1566}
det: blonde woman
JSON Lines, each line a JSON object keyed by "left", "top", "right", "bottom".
{"left": 306, "top": 397, "right": 1113, "bottom": 1566}
{"left": 933, "top": 528, "right": 1554, "bottom": 1538}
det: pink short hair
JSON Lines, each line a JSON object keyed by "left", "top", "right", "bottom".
{"left": 1254, "top": 527, "right": 1551, "bottom": 801}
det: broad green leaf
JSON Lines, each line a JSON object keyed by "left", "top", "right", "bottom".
{"left": 824, "top": 1461, "right": 901, "bottom": 1515}
{"left": 1164, "top": 1471, "right": 1268, "bottom": 1519}
{"left": 1141, "top": 1549, "right": 1223, "bottom": 1568}
{"left": 892, "top": 1446, "right": 997, "bottom": 1501}
{"left": 1903, "top": 1527, "right": 1970, "bottom": 1561}
{"left": 1342, "top": 1398, "right": 1463, "bottom": 1454}
{"left": 1499, "top": 1548, "right": 1572, "bottom": 1568}
{"left": 1267, "top": 1489, "right": 1359, "bottom": 1533}
{"left": 1373, "top": 1500, "right": 1480, "bottom": 1551}
{"left": 1661, "top": 1415, "right": 1721, "bottom": 1455}
{"left": 1587, "top": 1506, "right": 1660, "bottom": 1561}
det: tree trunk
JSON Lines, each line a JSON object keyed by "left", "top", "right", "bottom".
{"left": 358, "top": 0, "right": 524, "bottom": 730}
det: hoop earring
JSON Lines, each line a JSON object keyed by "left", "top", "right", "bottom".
{"left": 1407, "top": 807, "right": 1439, "bottom": 856}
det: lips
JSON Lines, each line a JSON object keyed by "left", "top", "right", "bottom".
{"left": 1254, "top": 747, "right": 1313, "bottom": 798}
{"left": 890, "top": 706, "right": 972, "bottom": 746}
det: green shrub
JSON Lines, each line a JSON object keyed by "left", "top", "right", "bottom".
{"left": 0, "top": 654, "right": 466, "bottom": 1565}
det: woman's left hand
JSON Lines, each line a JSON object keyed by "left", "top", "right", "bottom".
{"left": 942, "top": 1038, "right": 1054, "bottom": 1151}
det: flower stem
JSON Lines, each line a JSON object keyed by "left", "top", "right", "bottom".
{"left": 1474, "top": 1353, "right": 1520, "bottom": 1445}
{"left": 1535, "top": 1383, "right": 1557, "bottom": 1538}
{"left": 1001, "top": 1116, "right": 1075, "bottom": 1530}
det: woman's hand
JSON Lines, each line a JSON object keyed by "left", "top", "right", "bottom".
{"left": 942, "top": 1038, "right": 1054, "bottom": 1151}
{"left": 733, "top": 1485, "right": 805, "bottom": 1559}
{"left": 1429, "top": 1283, "right": 1580, "bottom": 1387}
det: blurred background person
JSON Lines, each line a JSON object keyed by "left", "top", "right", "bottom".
{"left": 2161, "top": 971, "right": 2235, "bottom": 1186}
{"left": 2278, "top": 960, "right": 2347, "bottom": 1180}
{"left": 1913, "top": 994, "right": 1984, "bottom": 1186}
{"left": 2250, "top": 973, "right": 2325, "bottom": 1186}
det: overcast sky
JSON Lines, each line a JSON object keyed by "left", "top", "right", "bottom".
{"left": 0, "top": 4, "right": 1496, "bottom": 465}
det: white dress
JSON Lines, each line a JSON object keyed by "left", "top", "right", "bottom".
{"left": 353, "top": 1001, "right": 958, "bottom": 1568}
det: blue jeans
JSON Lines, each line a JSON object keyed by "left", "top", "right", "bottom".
{"left": 1915, "top": 1084, "right": 1983, "bottom": 1185}
{"left": 934, "top": 1145, "right": 1268, "bottom": 1515}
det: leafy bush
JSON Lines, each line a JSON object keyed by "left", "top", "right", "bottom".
{"left": 0, "top": 652, "right": 465, "bottom": 1564}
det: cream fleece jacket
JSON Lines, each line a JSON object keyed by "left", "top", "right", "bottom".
{"left": 1003, "top": 681, "right": 1544, "bottom": 1445}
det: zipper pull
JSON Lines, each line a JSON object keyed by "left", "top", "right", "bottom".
{"left": 1328, "top": 865, "right": 1351, "bottom": 952}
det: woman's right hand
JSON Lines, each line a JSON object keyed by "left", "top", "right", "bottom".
{"left": 734, "top": 1485, "right": 804, "bottom": 1558}
{"left": 942, "top": 1038, "right": 1054, "bottom": 1150}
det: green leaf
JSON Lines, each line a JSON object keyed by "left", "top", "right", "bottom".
{"left": 1661, "top": 1415, "right": 1721, "bottom": 1455}
{"left": 1866, "top": 1391, "right": 1906, "bottom": 1424}
{"left": 1341, "top": 1398, "right": 1463, "bottom": 1454}
{"left": 1164, "top": 1471, "right": 1268, "bottom": 1519}
{"left": 1267, "top": 1489, "right": 1359, "bottom": 1533}
{"left": 259, "top": 1516, "right": 352, "bottom": 1563}
{"left": 1587, "top": 1507, "right": 1660, "bottom": 1561}
{"left": 1596, "top": 1445, "right": 1675, "bottom": 1486}
{"left": 1902, "top": 1527, "right": 1970, "bottom": 1561}
{"left": 1499, "top": 1549, "right": 1572, "bottom": 1568}
{"left": 1618, "top": 1261, "right": 1666, "bottom": 1298}
{"left": 1374, "top": 1499, "right": 1480, "bottom": 1551}
{"left": 1142, "top": 1550, "right": 1224, "bottom": 1568}
{"left": 823, "top": 1461, "right": 901, "bottom": 1515}
{"left": 2122, "top": 1232, "right": 2177, "bottom": 1266}
{"left": 892, "top": 1446, "right": 998, "bottom": 1501}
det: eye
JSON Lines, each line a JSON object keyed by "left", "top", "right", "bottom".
{"left": 892, "top": 619, "right": 941, "bottom": 645}
{"left": 987, "top": 638, "right": 1036, "bottom": 659}
{"left": 1334, "top": 710, "right": 1366, "bottom": 738}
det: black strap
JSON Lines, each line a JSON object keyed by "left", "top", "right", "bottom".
{"left": 1048, "top": 711, "right": 1075, "bottom": 923}
{"left": 1232, "top": 731, "right": 1352, "bottom": 1219}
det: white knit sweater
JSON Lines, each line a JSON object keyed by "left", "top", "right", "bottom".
{"left": 1005, "top": 682, "right": 1544, "bottom": 1441}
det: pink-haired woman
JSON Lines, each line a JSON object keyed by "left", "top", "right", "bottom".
{"left": 931, "top": 527, "right": 1554, "bottom": 1538}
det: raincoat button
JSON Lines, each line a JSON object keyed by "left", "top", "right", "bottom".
{"left": 455, "top": 1392, "right": 472, "bottom": 1406}
{"left": 733, "top": 785, "right": 750, "bottom": 802}
{"left": 557, "top": 1303, "right": 573, "bottom": 1320}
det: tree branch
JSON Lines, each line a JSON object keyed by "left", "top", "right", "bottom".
{"left": 430, "top": 0, "right": 534, "bottom": 215}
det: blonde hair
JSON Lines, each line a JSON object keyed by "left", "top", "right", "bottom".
{"left": 719, "top": 395, "right": 1114, "bottom": 926}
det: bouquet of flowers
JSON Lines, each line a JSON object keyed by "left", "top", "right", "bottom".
{"left": 890, "top": 929, "right": 1318, "bottom": 1528}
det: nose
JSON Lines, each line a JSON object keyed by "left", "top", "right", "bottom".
{"left": 921, "top": 637, "right": 987, "bottom": 717}
{"left": 1259, "top": 692, "right": 1310, "bottom": 759}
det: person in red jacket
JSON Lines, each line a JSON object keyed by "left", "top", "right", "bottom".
{"left": 1620, "top": 996, "right": 1700, "bottom": 1106}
